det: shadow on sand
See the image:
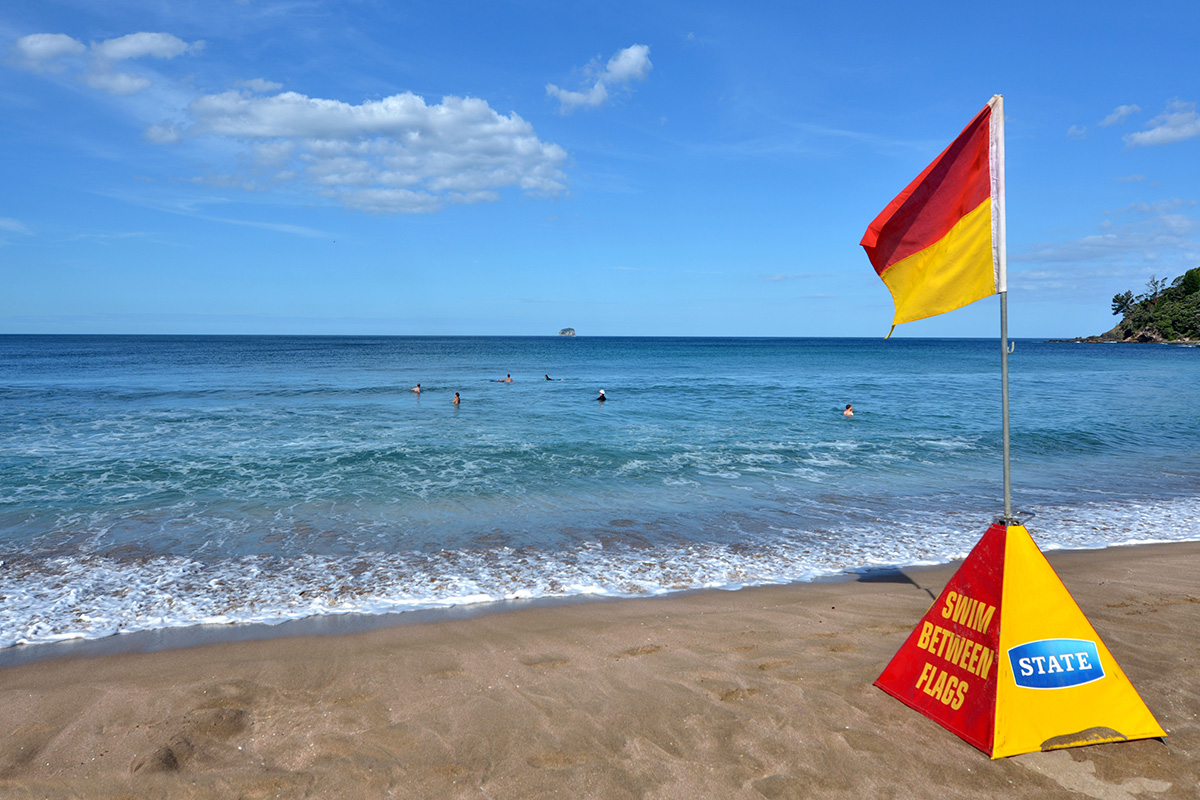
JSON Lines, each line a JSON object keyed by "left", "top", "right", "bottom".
{"left": 854, "top": 567, "right": 937, "bottom": 601}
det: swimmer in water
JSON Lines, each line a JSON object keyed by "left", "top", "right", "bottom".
{"left": 503, "top": 374, "right": 513, "bottom": 383}
{"left": 545, "top": 374, "right": 552, "bottom": 380}
{"left": 411, "top": 383, "right": 421, "bottom": 394}
{"left": 597, "top": 389, "right": 607, "bottom": 402}
{"left": 843, "top": 404, "right": 854, "bottom": 417}
{"left": 453, "top": 392, "right": 460, "bottom": 405}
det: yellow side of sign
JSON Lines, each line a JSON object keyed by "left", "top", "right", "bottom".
{"left": 991, "top": 526, "right": 1166, "bottom": 758}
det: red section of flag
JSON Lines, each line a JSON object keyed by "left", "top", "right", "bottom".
{"left": 875, "top": 523, "right": 1007, "bottom": 754}
{"left": 861, "top": 103, "right": 993, "bottom": 277}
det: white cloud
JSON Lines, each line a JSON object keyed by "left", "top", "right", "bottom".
{"left": 252, "top": 140, "right": 297, "bottom": 166}
{"left": 12, "top": 30, "right": 203, "bottom": 95}
{"left": 236, "top": 78, "right": 284, "bottom": 93}
{"left": 144, "top": 123, "right": 183, "bottom": 144}
{"left": 605, "top": 44, "right": 652, "bottom": 83}
{"left": 336, "top": 188, "right": 444, "bottom": 214}
{"left": 92, "top": 32, "right": 201, "bottom": 61}
{"left": 1114, "top": 198, "right": 1196, "bottom": 215}
{"left": 15, "top": 33, "right": 85, "bottom": 66}
{"left": 0, "top": 217, "right": 32, "bottom": 235}
{"left": 85, "top": 70, "right": 152, "bottom": 95}
{"left": 1066, "top": 125, "right": 1086, "bottom": 140}
{"left": 1124, "top": 100, "right": 1200, "bottom": 147}
{"left": 546, "top": 83, "right": 608, "bottom": 111}
{"left": 1099, "top": 104, "right": 1141, "bottom": 127}
{"left": 154, "top": 89, "right": 568, "bottom": 214}
{"left": 547, "top": 44, "right": 652, "bottom": 113}
{"left": 1012, "top": 202, "right": 1200, "bottom": 296}
{"left": 13, "top": 30, "right": 567, "bottom": 215}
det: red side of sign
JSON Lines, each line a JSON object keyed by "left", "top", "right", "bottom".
{"left": 874, "top": 523, "right": 1007, "bottom": 754}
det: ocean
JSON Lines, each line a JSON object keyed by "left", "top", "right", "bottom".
{"left": 2, "top": 335, "right": 1199, "bottom": 655}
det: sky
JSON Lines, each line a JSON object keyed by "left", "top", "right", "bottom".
{"left": 2, "top": 0, "right": 1198, "bottom": 337}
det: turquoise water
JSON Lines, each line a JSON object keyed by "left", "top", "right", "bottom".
{"left": 2, "top": 335, "right": 1199, "bottom": 649}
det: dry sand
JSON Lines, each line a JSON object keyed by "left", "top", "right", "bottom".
{"left": 1, "top": 540, "right": 1198, "bottom": 799}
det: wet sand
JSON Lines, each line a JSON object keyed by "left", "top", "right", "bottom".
{"left": 2, "top": 540, "right": 1198, "bottom": 799}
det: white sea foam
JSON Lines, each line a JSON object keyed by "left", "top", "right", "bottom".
{"left": 3, "top": 495, "right": 1199, "bottom": 651}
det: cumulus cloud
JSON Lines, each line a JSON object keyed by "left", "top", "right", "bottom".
{"left": 86, "top": 32, "right": 203, "bottom": 96}
{"left": 547, "top": 44, "right": 652, "bottom": 113}
{"left": 15, "top": 33, "right": 85, "bottom": 67}
{"left": 1099, "top": 104, "right": 1141, "bottom": 127}
{"left": 85, "top": 71, "right": 152, "bottom": 95}
{"left": 546, "top": 83, "right": 608, "bottom": 111}
{"left": 92, "top": 32, "right": 201, "bottom": 61}
{"left": 12, "top": 30, "right": 203, "bottom": 95}
{"left": 605, "top": 45, "right": 653, "bottom": 83}
{"left": 153, "top": 88, "right": 568, "bottom": 214}
{"left": 13, "top": 30, "right": 567, "bottom": 214}
{"left": 1124, "top": 99, "right": 1200, "bottom": 147}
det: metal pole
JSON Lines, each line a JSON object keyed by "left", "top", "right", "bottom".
{"left": 991, "top": 94, "right": 1015, "bottom": 525}
{"left": 1000, "top": 290, "right": 1012, "bottom": 522}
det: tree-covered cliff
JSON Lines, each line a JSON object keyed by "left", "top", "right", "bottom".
{"left": 1096, "top": 267, "right": 1200, "bottom": 342}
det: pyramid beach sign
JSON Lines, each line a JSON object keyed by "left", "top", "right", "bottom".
{"left": 875, "top": 524, "right": 1165, "bottom": 758}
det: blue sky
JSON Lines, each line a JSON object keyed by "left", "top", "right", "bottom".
{"left": 2, "top": 1, "right": 1198, "bottom": 337}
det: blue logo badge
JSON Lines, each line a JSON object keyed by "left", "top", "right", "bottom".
{"left": 1008, "top": 639, "right": 1104, "bottom": 689}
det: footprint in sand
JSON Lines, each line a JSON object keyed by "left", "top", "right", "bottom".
{"left": 428, "top": 668, "right": 467, "bottom": 680}
{"left": 616, "top": 644, "right": 663, "bottom": 659}
{"left": 522, "top": 657, "right": 571, "bottom": 669}
{"left": 131, "top": 686, "right": 251, "bottom": 774}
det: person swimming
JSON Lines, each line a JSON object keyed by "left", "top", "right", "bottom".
{"left": 597, "top": 389, "right": 606, "bottom": 402}
{"left": 411, "top": 383, "right": 421, "bottom": 394}
{"left": 843, "top": 403, "right": 854, "bottom": 417}
{"left": 452, "top": 392, "right": 460, "bottom": 405}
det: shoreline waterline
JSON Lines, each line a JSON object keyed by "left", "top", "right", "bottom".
{"left": 3, "top": 537, "right": 1195, "bottom": 671}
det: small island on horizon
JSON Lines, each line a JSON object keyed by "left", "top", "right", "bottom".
{"left": 1055, "top": 266, "right": 1200, "bottom": 344}
{"left": 558, "top": 328, "right": 576, "bottom": 337}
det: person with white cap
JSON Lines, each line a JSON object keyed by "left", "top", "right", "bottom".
{"left": 596, "top": 389, "right": 607, "bottom": 402}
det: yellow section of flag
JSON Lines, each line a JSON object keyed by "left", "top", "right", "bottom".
{"left": 879, "top": 198, "right": 996, "bottom": 326}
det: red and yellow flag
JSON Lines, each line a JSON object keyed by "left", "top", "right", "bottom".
{"left": 861, "top": 96, "right": 1004, "bottom": 333}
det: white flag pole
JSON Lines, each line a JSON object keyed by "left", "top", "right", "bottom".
{"left": 991, "top": 94, "right": 1013, "bottom": 523}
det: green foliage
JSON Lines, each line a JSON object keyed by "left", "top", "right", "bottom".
{"left": 1112, "top": 267, "right": 1200, "bottom": 340}
{"left": 1111, "top": 290, "right": 1134, "bottom": 316}
{"left": 1180, "top": 267, "right": 1200, "bottom": 296}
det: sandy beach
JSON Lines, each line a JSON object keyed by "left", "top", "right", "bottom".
{"left": 2, "top": 540, "right": 1198, "bottom": 799}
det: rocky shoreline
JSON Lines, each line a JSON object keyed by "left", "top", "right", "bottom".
{"left": 1048, "top": 318, "right": 1198, "bottom": 345}
{"left": 1048, "top": 331, "right": 1198, "bottom": 344}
